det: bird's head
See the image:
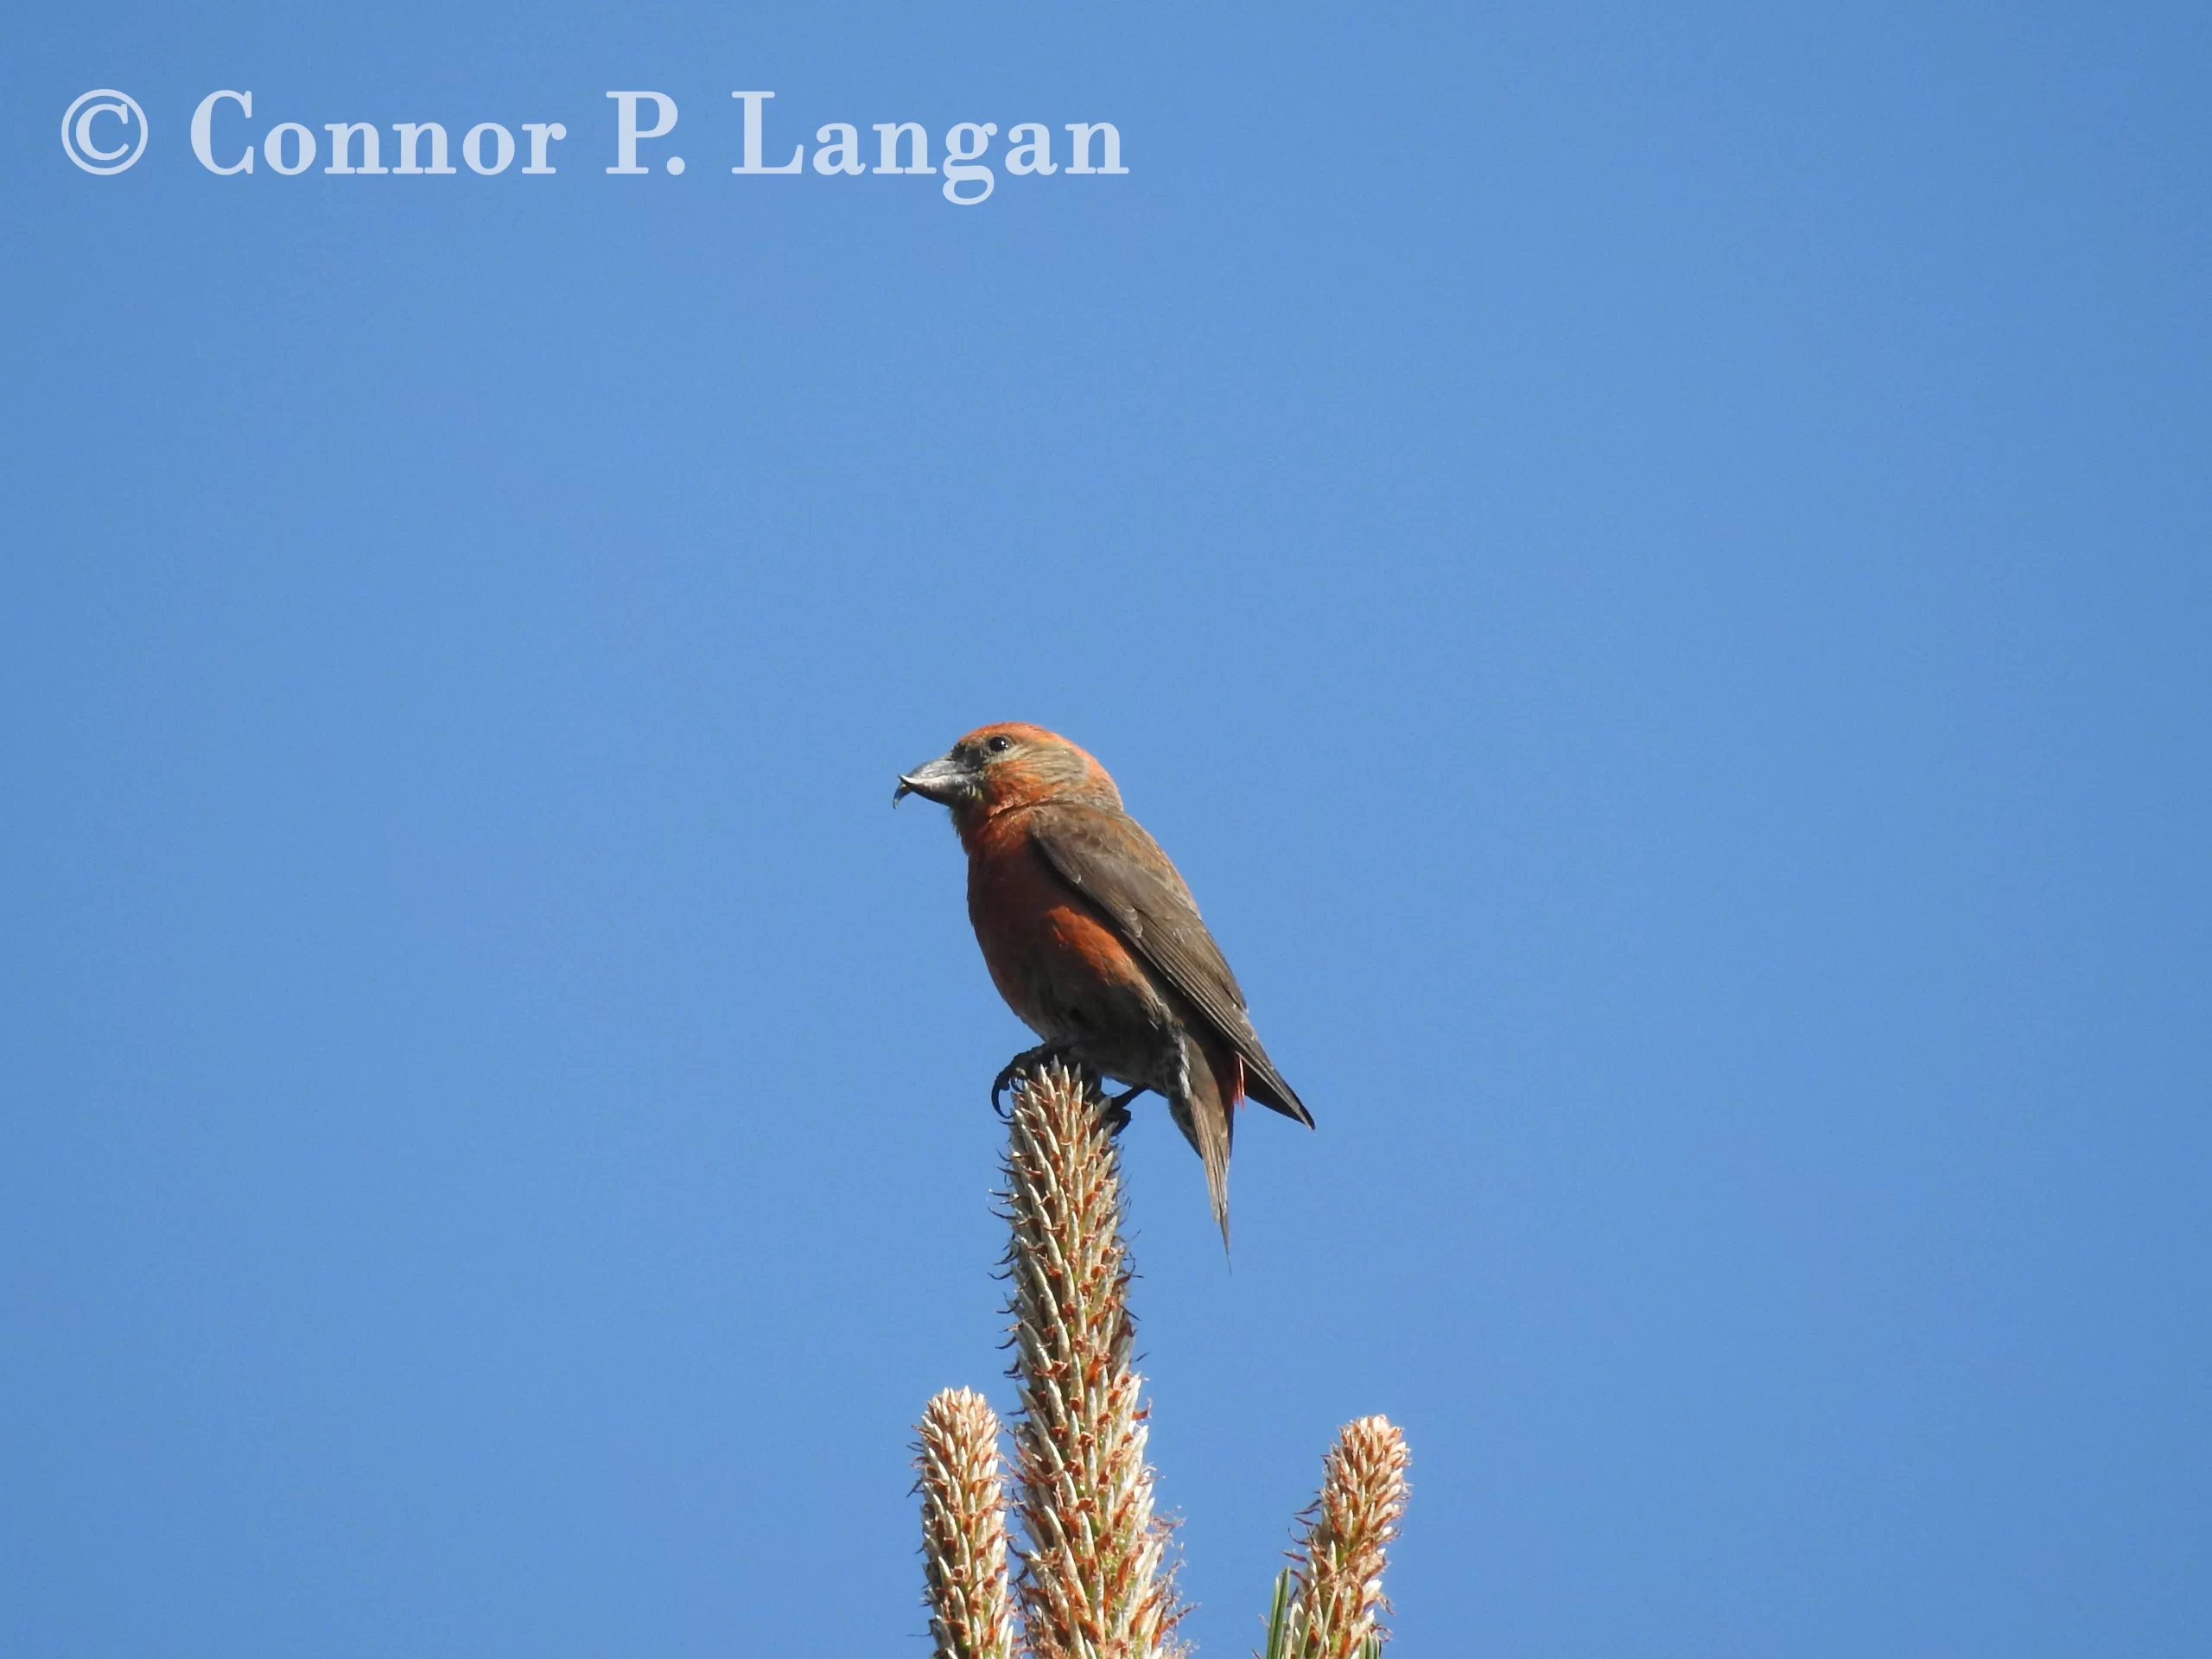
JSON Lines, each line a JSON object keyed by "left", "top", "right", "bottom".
{"left": 894, "top": 722, "right": 1122, "bottom": 829}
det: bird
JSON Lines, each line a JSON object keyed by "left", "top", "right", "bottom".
{"left": 895, "top": 722, "right": 1312, "bottom": 1249}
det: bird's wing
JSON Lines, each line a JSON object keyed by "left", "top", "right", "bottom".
{"left": 1027, "top": 804, "right": 1313, "bottom": 1127}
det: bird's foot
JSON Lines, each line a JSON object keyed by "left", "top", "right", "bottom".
{"left": 991, "top": 1043, "right": 1074, "bottom": 1119}
{"left": 1098, "top": 1084, "right": 1145, "bottom": 1138}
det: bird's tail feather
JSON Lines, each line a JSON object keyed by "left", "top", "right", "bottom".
{"left": 1171, "top": 1037, "right": 1238, "bottom": 1259}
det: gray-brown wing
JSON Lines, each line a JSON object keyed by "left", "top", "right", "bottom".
{"left": 1028, "top": 804, "right": 1313, "bottom": 1127}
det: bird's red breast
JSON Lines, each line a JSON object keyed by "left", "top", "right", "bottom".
{"left": 963, "top": 801, "right": 1156, "bottom": 1041}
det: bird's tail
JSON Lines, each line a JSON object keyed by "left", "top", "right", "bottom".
{"left": 1170, "top": 1038, "right": 1242, "bottom": 1259}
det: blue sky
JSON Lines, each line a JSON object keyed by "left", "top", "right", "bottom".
{"left": 3, "top": 4, "right": 2208, "bottom": 1655}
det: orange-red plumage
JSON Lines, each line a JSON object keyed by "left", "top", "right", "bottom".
{"left": 897, "top": 722, "right": 1311, "bottom": 1249}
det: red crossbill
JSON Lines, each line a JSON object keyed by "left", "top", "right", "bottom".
{"left": 896, "top": 722, "right": 1313, "bottom": 1249}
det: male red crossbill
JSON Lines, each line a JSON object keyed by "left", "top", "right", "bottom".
{"left": 895, "top": 722, "right": 1312, "bottom": 1249}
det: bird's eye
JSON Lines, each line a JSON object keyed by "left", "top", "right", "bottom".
{"left": 987, "top": 735, "right": 1013, "bottom": 754}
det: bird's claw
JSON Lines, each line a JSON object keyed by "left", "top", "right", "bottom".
{"left": 1099, "top": 1084, "right": 1144, "bottom": 1138}
{"left": 989, "top": 1049, "right": 1145, "bottom": 1137}
{"left": 991, "top": 1043, "right": 1071, "bottom": 1119}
